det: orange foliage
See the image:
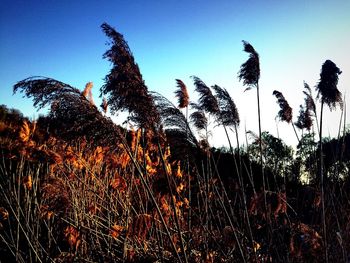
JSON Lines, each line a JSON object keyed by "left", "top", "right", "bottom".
{"left": 249, "top": 190, "right": 287, "bottom": 220}
{"left": 92, "top": 146, "right": 104, "bottom": 165}
{"left": 19, "top": 120, "right": 31, "bottom": 143}
{"left": 160, "top": 195, "right": 171, "bottom": 224}
{"left": 87, "top": 204, "right": 100, "bottom": 215}
{"left": 22, "top": 175, "right": 32, "bottom": 190}
{"left": 110, "top": 224, "right": 124, "bottom": 239}
{"left": 0, "top": 207, "right": 9, "bottom": 221}
{"left": 174, "top": 161, "right": 183, "bottom": 178}
{"left": 40, "top": 205, "right": 54, "bottom": 220}
{"left": 290, "top": 223, "right": 322, "bottom": 261}
{"left": 0, "top": 207, "right": 9, "bottom": 230}
{"left": 176, "top": 182, "right": 185, "bottom": 193}
{"left": 82, "top": 81, "right": 94, "bottom": 105}
{"left": 64, "top": 226, "right": 81, "bottom": 251}
{"left": 128, "top": 214, "right": 153, "bottom": 242}
{"left": 110, "top": 174, "right": 127, "bottom": 191}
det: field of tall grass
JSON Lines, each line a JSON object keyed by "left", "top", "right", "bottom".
{"left": 0, "top": 23, "right": 349, "bottom": 262}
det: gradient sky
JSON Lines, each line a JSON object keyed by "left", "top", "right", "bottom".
{"left": 1, "top": 0, "right": 349, "bottom": 148}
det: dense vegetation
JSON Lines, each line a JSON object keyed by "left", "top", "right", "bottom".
{"left": 0, "top": 23, "right": 349, "bottom": 262}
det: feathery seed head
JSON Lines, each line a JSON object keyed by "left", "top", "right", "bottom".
{"left": 238, "top": 41, "right": 260, "bottom": 87}
{"left": 272, "top": 90, "right": 293, "bottom": 123}
{"left": 175, "top": 79, "right": 189, "bottom": 108}
{"left": 316, "top": 60, "right": 342, "bottom": 110}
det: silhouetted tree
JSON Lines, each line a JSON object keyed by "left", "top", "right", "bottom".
{"left": 249, "top": 131, "right": 293, "bottom": 176}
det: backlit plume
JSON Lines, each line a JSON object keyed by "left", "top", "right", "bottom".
{"left": 82, "top": 81, "right": 94, "bottom": 105}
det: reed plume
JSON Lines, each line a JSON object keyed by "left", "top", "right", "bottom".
{"left": 295, "top": 82, "right": 317, "bottom": 131}
{"left": 239, "top": 41, "right": 268, "bottom": 245}
{"left": 100, "top": 23, "right": 160, "bottom": 130}
{"left": 273, "top": 90, "right": 300, "bottom": 142}
{"left": 212, "top": 85, "right": 239, "bottom": 127}
{"left": 316, "top": 60, "right": 343, "bottom": 110}
{"left": 295, "top": 105, "right": 313, "bottom": 131}
{"left": 152, "top": 91, "right": 199, "bottom": 149}
{"left": 238, "top": 41, "right": 260, "bottom": 87}
{"left": 316, "top": 59, "right": 342, "bottom": 263}
{"left": 191, "top": 76, "right": 219, "bottom": 115}
{"left": 303, "top": 82, "right": 316, "bottom": 115}
{"left": 272, "top": 90, "right": 292, "bottom": 123}
{"left": 82, "top": 81, "right": 94, "bottom": 105}
{"left": 175, "top": 79, "right": 189, "bottom": 109}
{"left": 189, "top": 103, "right": 208, "bottom": 131}
{"left": 14, "top": 77, "right": 81, "bottom": 109}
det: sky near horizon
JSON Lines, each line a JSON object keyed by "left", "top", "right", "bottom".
{"left": 1, "top": 0, "right": 349, "bottom": 148}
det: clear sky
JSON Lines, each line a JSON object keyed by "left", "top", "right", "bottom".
{"left": 1, "top": 0, "right": 349, "bottom": 148}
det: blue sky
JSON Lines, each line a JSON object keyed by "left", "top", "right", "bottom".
{"left": 1, "top": 0, "right": 349, "bottom": 147}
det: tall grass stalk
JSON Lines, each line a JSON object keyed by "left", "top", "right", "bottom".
{"left": 157, "top": 141, "right": 188, "bottom": 263}
{"left": 120, "top": 138, "right": 183, "bottom": 262}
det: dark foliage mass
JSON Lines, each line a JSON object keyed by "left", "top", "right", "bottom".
{"left": 273, "top": 90, "right": 293, "bottom": 123}
{"left": 238, "top": 41, "right": 260, "bottom": 87}
{"left": 14, "top": 77, "right": 81, "bottom": 109}
{"left": 100, "top": 23, "right": 160, "bottom": 130}
{"left": 152, "top": 91, "right": 199, "bottom": 149}
{"left": 47, "top": 94, "right": 122, "bottom": 146}
{"left": 316, "top": 60, "right": 343, "bottom": 110}
{"left": 13, "top": 77, "right": 122, "bottom": 146}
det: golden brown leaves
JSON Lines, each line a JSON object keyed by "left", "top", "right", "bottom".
{"left": 110, "top": 224, "right": 124, "bottom": 239}
{"left": 40, "top": 205, "right": 54, "bottom": 220}
{"left": 110, "top": 174, "right": 127, "bottom": 191}
{"left": 22, "top": 175, "right": 33, "bottom": 190}
{"left": 92, "top": 146, "right": 104, "bottom": 165}
{"left": 0, "top": 207, "right": 9, "bottom": 221}
{"left": 64, "top": 226, "right": 81, "bottom": 251}
{"left": 19, "top": 120, "right": 36, "bottom": 147}
{"left": 249, "top": 190, "right": 287, "bottom": 220}
{"left": 0, "top": 207, "right": 9, "bottom": 230}
{"left": 19, "top": 120, "right": 31, "bottom": 143}
{"left": 128, "top": 214, "right": 153, "bottom": 242}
